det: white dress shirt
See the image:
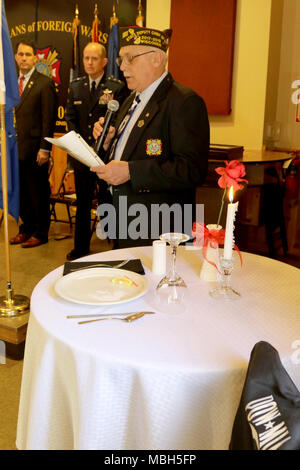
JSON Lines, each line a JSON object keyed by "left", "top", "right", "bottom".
{"left": 88, "top": 73, "right": 104, "bottom": 91}
{"left": 18, "top": 67, "right": 35, "bottom": 93}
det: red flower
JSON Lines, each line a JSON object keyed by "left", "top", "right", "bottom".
{"left": 215, "top": 160, "right": 248, "bottom": 191}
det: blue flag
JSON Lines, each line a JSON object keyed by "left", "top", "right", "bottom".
{"left": 0, "top": 0, "right": 20, "bottom": 221}
{"left": 107, "top": 23, "right": 120, "bottom": 79}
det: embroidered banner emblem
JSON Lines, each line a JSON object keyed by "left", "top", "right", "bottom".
{"left": 246, "top": 395, "right": 291, "bottom": 450}
{"left": 146, "top": 139, "right": 162, "bottom": 156}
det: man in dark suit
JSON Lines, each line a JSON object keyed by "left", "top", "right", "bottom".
{"left": 92, "top": 27, "right": 209, "bottom": 248}
{"left": 65, "top": 42, "right": 128, "bottom": 260}
{"left": 10, "top": 40, "right": 57, "bottom": 248}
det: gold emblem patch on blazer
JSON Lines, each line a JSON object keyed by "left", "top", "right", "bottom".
{"left": 99, "top": 89, "right": 113, "bottom": 104}
{"left": 146, "top": 139, "right": 162, "bottom": 156}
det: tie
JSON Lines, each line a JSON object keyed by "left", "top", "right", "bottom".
{"left": 108, "top": 94, "right": 141, "bottom": 161}
{"left": 19, "top": 75, "right": 24, "bottom": 96}
{"left": 89, "top": 81, "right": 96, "bottom": 101}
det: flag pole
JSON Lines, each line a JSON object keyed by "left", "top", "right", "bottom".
{"left": 0, "top": 0, "right": 29, "bottom": 316}
{"left": 0, "top": 105, "right": 30, "bottom": 316}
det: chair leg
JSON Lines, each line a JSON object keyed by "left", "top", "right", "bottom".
{"left": 50, "top": 204, "right": 57, "bottom": 222}
{"left": 66, "top": 204, "right": 73, "bottom": 229}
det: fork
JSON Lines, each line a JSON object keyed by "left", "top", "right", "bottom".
{"left": 69, "top": 259, "right": 131, "bottom": 272}
{"left": 78, "top": 311, "right": 155, "bottom": 325}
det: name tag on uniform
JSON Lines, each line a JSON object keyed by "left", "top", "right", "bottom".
{"left": 74, "top": 100, "right": 82, "bottom": 105}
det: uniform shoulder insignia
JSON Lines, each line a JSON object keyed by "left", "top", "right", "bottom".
{"left": 106, "top": 75, "right": 123, "bottom": 84}
{"left": 71, "top": 76, "right": 84, "bottom": 84}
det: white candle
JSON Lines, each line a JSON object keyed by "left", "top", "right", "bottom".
{"left": 223, "top": 186, "right": 239, "bottom": 260}
{"left": 152, "top": 240, "right": 167, "bottom": 275}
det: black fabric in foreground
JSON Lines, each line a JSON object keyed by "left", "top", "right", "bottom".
{"left": 229, "top": 341, "right": 300, "bottom": 450}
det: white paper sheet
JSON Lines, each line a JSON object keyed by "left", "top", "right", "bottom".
{"left": 46, "top": 131, "right": 104, "bottom": 167}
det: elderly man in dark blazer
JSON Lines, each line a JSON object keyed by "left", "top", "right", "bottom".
{"left": 92, "top": 27, "right": 209, "bottom": 248}
{"left": 65, "top": 42, "right": 128, "bottom": 260}
{"left": 10, "top": 40, "right": 57, "bottom": 248}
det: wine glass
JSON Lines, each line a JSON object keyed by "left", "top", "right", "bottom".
{"left": 154, "top": 232, "right": 189, "bottom": 311}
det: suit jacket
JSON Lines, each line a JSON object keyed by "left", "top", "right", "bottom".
{"left": 65, "top": 75, "right": 129, "bottom": 171}
{"left": 15, "top": 69, "right": 58, "bottom": 161}
{"left": 100, "top": 72, "right": 210, "bottom": 246}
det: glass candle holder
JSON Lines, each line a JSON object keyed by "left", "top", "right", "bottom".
{"left": 209, "top": 257, "right": 241, "bottom": 300}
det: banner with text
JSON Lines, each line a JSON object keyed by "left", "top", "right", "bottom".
{"left": 6, "top": 0, "right": 146, "bottom": 133}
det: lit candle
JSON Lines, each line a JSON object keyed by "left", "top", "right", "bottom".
{"left": 223, "top": 186, "right": 239, "bottom": 260}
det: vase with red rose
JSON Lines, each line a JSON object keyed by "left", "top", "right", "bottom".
{"left": 192, "top": 223, "right": 225, "bottom": 281}
{"left": 193, "top": 160, "right": 248, "bottom": 281}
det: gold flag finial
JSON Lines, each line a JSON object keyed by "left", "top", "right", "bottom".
{"left": 136, "top": 0, "right": 144, "bottom": 27}
{"left": 75, "top": 4, "right": 79, "bottom": 18}
{"left": 110, "top": 2, "right": 119, "bottom": 29}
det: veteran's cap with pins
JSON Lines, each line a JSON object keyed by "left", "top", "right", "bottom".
{"left": 119, "top": 26, "right": 172, "bottom": 52}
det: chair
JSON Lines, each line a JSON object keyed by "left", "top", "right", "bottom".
{"left": 49, "top": 159, "right": 100, "bottom": 235}
{"left": 261, "top": 167, "right": 288, "bottom": 258}
{"left": 229, "top": 341, "right": 300, "bottom": 450}
{"left": 49, "top": 160, "right": 77, "bottom": 229}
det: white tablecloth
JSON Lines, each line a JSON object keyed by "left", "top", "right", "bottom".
{"left": 16, "top": 246, "right": 300, "bottom": 450}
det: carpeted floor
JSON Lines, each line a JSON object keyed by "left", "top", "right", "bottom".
{"left": 0, "top": 212, "right": 111, "bottom": 450}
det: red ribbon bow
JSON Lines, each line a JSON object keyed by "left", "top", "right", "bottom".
{"left": 192, "top": 222, "right": 243, "bottom": 271}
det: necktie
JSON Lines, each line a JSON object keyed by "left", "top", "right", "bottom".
{"left": 19, "top": 75, "right": 24, "bottom": 96}
{"left": 108, "top": 94, "right": 141, "bottom": 161}
{"left": 90, "top": 81, "right": 96, "bottom": 101}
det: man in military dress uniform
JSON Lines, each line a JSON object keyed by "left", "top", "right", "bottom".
{"left": 65, "top": 42, "right": 128, "bottom": 260}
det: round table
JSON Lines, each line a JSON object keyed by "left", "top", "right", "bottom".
{"left": 16, "top": 246, "right": 300, "bottom": 450}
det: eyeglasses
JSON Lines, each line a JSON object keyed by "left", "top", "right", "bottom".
{"left": 116, "top": 50, "right": 156, "bottom": 67}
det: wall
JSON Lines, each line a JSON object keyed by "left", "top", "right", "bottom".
{"left": 209, "top": 0, "right": 272, "bottom": 150}
{"left": 146, "top": 0, "right": 171, "bottom": 30}
{"left": 147, "top": 0, "right": 274, "bottom": 150}
{"left": 263, "top": 0, "right": 284, "bottom": 146}
{"left": 275, "top": 0, "right": 300, "bottom": 149}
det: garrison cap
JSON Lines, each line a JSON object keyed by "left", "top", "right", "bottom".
{"left": 119, "top": 26, "right": 172, "bottom": 52}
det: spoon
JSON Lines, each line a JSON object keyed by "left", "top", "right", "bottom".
{"left": 78, "top": 311, "right": 155, "bottom": 325}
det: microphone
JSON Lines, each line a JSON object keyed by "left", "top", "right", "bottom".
{"left": 94, "top": 99, "right": 120, "bottom": 154}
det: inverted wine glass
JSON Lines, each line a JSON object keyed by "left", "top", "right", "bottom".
{"left": 155, "top": 232, "right": 189, "bottom": 310}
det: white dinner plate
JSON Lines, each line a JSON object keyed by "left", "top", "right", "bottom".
{"left": 54, "top": 268, "right": 149, "bottom": 305}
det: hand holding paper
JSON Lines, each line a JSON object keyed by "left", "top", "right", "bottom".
{"left": 45, "top": 131, "right": 104, "bottom": 168}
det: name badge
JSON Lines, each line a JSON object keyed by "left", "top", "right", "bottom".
{"left": 74, "top": 100, "right": 82, "bottom": 105}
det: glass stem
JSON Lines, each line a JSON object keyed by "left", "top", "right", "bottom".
{"left": 221, "top": 270, "right": 230, "bottom": 290}
{"left": 220, "top": 261, "right": 232, "bottom": 290}
{"left": 170, "top": 244, "right": 177, "bottom": 281}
